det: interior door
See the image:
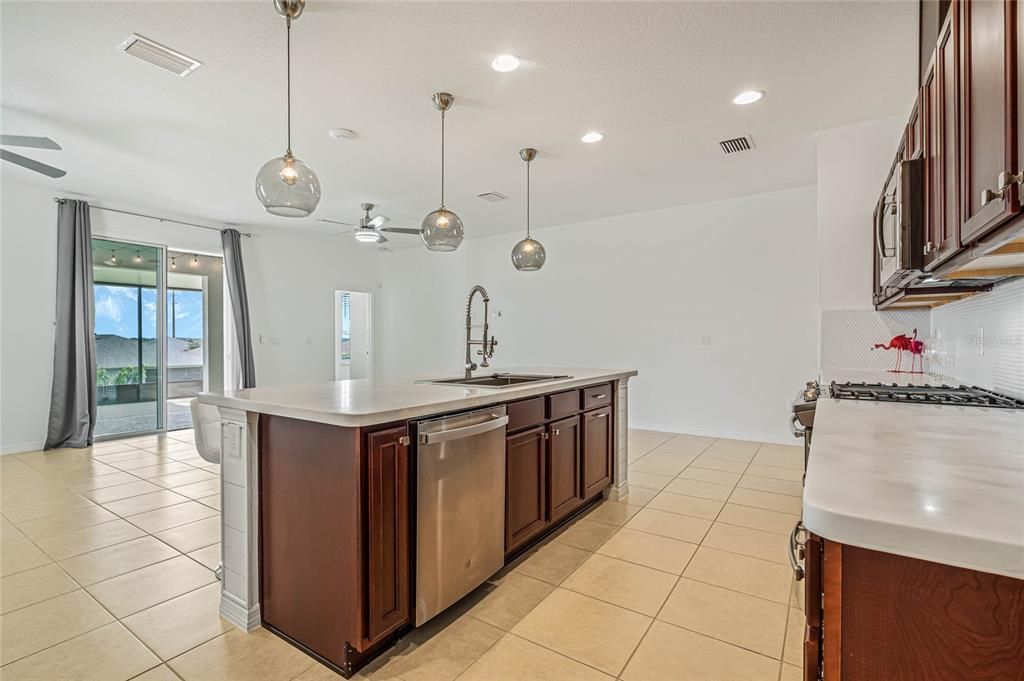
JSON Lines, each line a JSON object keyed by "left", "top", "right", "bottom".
{"left": 960, "top": 0, "right": 1015, "bottom": 241}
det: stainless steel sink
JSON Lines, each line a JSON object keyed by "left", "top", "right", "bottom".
{"left": 420, "top": 373, "right": 570, "bottom": 389}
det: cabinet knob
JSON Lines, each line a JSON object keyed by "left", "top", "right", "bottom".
{"left": 553, "top": 428, "right": 560, "bottom": 436}
{"left": 981, "top": 187, "right": 1005, "bottom": 206}
{"left": 999, "top": 170, "right": 1023, "bottom": 188}
{"left": 923, "top": 241, "right": 935, "bottom": 255}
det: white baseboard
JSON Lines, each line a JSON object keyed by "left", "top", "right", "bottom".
{"left": 627, "top": 421, "right": 797, "bottom": 448}
{"left": 1, "top": 441, "right": 45, "bottom": 455}
{"left": 220, "top": 591, "right": 261, "bottom": 632}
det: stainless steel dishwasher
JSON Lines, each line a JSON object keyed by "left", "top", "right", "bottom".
{"left": 415, "top": 406, "right": 508, "bottom": 625}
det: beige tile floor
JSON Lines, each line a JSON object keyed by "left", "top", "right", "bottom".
{"left": 1, "top": 429, "right": 805, "bottom": 681}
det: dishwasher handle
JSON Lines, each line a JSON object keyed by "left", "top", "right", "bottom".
{"left": 419, "top": 415, "right": 509, "bottom": 445}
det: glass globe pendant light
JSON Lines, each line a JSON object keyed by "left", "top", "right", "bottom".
{"left": 511, "top": 148, "right": 546, "bottom": 271}
{"left": 255, "top": 0, "right": 320, "bottom": 218}
{"left": 420, "top": 92, "right": 464, "bottom": 251}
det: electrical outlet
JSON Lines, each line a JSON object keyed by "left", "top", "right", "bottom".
{"left": 699, "top": 335, "right": 712, "bottom": 346}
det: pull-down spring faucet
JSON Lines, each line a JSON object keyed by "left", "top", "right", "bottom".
{"left": 465, "top": 285, "right": 498, "bottom": 378}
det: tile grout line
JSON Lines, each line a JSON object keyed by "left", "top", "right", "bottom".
{"left": 614, "top": 439, "right": 793, "bottom": 678}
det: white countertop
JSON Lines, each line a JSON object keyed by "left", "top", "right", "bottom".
{"left": 199, "top": 368, "right": 637, "bottom": 428}
{"left": 804, "top": 397, "right": 1024, "bottom": 579}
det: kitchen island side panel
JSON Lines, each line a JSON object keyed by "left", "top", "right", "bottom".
{"left": 258, "top": 415, "right": 363, "bottom": 668}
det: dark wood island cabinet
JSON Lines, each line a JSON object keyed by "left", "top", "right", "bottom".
{"left": 256, "top": 380, "right": 618, "bottom": 677}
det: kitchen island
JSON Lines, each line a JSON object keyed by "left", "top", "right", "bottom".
{"left": 799, "top": 396, "right": 1024, "bottom": 680}
{"left": 198, "top": 368, "right": 637, "bottom": 677}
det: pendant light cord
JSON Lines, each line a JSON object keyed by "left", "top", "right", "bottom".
{"left": 440, "top": 109, "right": 446, "bottom": 208}
{"left": 286, "top": 17, "right": 292, "bottom": 155}
{"left": 526, "top": 160, "right": 531, "bottom": 238}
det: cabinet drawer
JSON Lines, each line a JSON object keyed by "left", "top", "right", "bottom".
{"left": 582, "top": 383, "right": 612, "bottom": 410}
{"left": 507, "top": 397, "right": 545, "bottom": 432}
{"left": 547, "top": 390, "right": 580, "bottom": 420}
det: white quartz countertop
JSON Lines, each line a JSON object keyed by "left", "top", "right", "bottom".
{"left": 804, "top": 397, "right": 1024, "bottom": 579}
{"left": 198, "top": 367, "right": 636, "bottom": 428}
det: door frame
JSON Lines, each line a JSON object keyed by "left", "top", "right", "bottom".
{"left": 91, "top": 236, "right": 168, "bottom": 441}
{"left": 334, "top": 288, "right": 374, "bottom": 381}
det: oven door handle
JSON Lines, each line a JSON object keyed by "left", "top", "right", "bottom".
{"left": 790, "top": 414, "right": 807, "bottom": 439}
{"left": 789, "top": 521, "right": 806, "bottom": 581}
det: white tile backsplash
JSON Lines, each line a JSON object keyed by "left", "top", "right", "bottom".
{"left": 930, "top": 279, "right": 1024, "bottom": 399}
{"left": 820, "top": 308, "right": 931, "bottom": 372}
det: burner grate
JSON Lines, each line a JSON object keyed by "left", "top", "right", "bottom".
{"left": 829, "top": 382, "right": 1024, "bottom": 409}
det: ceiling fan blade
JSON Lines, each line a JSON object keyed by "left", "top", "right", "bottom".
{"left": 317, "top": 218, "right": 356, "bottom": 227}
{"left": 1, "top": 149, "right": 67, "bottom": 178}
{"left": 377, "top": 234, "right": 389, "bottom": 243}
{"left": 0, "top": 135, "right": 61, "bottom": 150}
{"left": 367, "top": 215, "right": 390, "bottom": 229}
{"left": 380, "top": 227, "right": 422, "bottom": 235}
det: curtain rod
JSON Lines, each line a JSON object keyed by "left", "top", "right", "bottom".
{"left": 53, "top": 197, "right": 253, "bottom": 237}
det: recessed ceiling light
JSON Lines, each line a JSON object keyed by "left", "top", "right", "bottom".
{"left": 732, "top": 90, "right": 764, "bottom": 105}
{"left": 491, "top": 54, "right": 520, "bottom": 72}
{"left": 581, "top": 131, "right": 604, "bottom": 144}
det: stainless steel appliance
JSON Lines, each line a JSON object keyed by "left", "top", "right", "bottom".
{"left": 830, "top": 382, "right": 1024, "bottom": 408}
{"left": 876, "top": 156, "right": 925, "bottom": 288}
{"left": 790, "top": 381, "right": 818, "bottom": 475}
{"left": 415, "top": 406, "right": 509, "bottom": 626}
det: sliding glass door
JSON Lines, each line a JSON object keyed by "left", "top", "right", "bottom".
{"left": 92, "top": 238, "right": 164, "bottom": 438}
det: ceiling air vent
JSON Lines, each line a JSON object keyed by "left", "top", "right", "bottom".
{"left": 719, "top": 135, "right": 754, "bottom": 154}
{"left": 476, "top": 191, "right": 509, "bottom": 203}
{"left": 118, "top": 34, "right": 202, "bottom": 77}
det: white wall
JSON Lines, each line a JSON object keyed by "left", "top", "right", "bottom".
{"left": 816, "top": 116, "right": 905, "bottom": 310}
{"left": 814, "top": 117, "right": 929, "bottom": 373}
{"left": 0, "top": 180, "right": 382, "bottom": 452}
{"left": 241, "top": 230, "right": 380, "bottom": 388}
{"left": 380, "top": 185, "right": 819, "bottom": 443}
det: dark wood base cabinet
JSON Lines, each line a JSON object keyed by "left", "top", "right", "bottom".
{"left": 259, "top": 416, "right": 412, "bottom": 677}
{"left": 803, "top": 533, "right": 1024, "bottom": 681}
{"left": 505, "top": 384, "right": 614, "bottom": 558}
{"left": 259, "top": 382, "right": 617, "bottom": 677}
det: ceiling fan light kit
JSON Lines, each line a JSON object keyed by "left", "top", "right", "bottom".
{"left": 511, "top": 147, "right": 546, "bottom": 272}
{"left": 420, "top": 92, "right": 465, "bottom": 252}
{"left": 255, "top": 0, "right": 321, "bottom": 218}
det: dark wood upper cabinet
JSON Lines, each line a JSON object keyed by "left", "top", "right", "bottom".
{"left": 1017, "top": 0, "right": 1023, "bottom": 208}
{"left": 960, "top": 0, "right": 1018, "bottom": 241}
{"left": 582, "top": 406, "right": 613, "bottom": 499}
{"left": 546, "top": 416, "right": 583, "bottom": 523}
{"left": 505, "top": 426, "right": 547, "bottom": 553}
{"left": 364, "top": 426, "right": 410, "bottom": 646}
{"left": 923, "top": 11, "right": 964, "bottom": 269}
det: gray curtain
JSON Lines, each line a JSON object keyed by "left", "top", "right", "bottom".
{"left": 45, "top": 200, "right": 96, "bottom": 449}
{"left": 222, "top": 228, "right": 256, "bottom": 389}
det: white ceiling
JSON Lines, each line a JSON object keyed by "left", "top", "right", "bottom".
{"left": 2, "top": 1, "right": 917, "bottom": 243}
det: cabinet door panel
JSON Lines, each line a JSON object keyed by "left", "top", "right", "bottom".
{"left": 940, "top": 10, "right": 961, "bottom": 261}
{"left": 506, "top": 427, "right": 547, "bottom": 553}
{"left": 365, "top": 426, "right": 410, "bottom": 645}
{"left": 1017, "top": 0, "right": 1023, "bottom": 208}
{"left": 547, "top": 416, "right": 582, "bottom": 523}
{"left": 961, "top": 0, "right": 1015, "bottom": 241}
{"left": 582, "top": 407, "right": 612, "bottom": 499}
{"left": 923, "top": 59, "right": 943, "bottom": 268}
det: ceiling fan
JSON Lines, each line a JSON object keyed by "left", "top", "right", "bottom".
{"left": 0, "top": 135, "right": 67, "bottom": 178}
{"left": 318, "top": 203, "right": 421, "bottom": 244}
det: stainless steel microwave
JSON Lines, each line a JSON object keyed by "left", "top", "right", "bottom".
{"left": 876, "top": 157, "right": 925, "bottom": 288}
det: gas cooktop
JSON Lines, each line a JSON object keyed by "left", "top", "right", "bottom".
{"left": 829, "top": 382, "right": 1024, "bottom": 409}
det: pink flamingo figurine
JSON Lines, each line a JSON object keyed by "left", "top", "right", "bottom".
{"left": 872, "top": 328, "right": 925, "bottom": 373}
